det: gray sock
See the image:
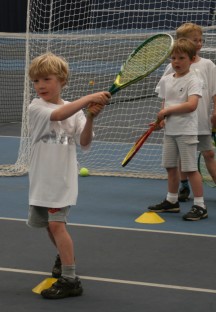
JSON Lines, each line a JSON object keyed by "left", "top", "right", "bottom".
{"left": 62, "top": 264, "right": 76, "bottom": 280}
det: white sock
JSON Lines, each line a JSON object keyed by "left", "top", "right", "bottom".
{"left": 194, "top": 197, "right": 205, "bottom": 209}
{"left": 166, "top": 192, "right": 178, "bottom": 204}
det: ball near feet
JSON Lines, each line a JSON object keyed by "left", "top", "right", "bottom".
{"left": 79, "top": 167, "right": 89, "bottom": 177}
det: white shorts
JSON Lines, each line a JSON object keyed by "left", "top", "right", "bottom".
{"left": 27, "top": 205, "right": 70, "bottom": 228}
{"left": 162, "top": 135, "right": 198, "bottom": 172}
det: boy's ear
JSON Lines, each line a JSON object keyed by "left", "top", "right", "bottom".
{"left": 60, "top": 79, "right": 67, "bottom": 87}
{"left": 191, "top": 55, "right": 196, "bottom": 63}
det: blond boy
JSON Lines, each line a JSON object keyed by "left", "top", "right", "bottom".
{"left": 28, "top": 52, "right": 110, "bottom": 299}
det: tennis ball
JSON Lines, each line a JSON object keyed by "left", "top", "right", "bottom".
{"left": 79, "top": 167, "right": 89, "bottom": 177}
{"left": 89, "top": 80, "right": 95, "bottom": 86}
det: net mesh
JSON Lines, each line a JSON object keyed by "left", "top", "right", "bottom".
{"left": 0, "top": 0, "right": 216, "bottom": 177}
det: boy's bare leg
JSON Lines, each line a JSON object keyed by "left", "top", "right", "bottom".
{"left": 187, "top": 171, "right": 203, "bottom": 198}
{"left": 167, "top": 167, "right": 179, "bottom": 194}
{"left": 203, "top": 150, "right": 216, "bottom": 183}
{"left": 48, "top": 221, "right": 75, "bottom": 266}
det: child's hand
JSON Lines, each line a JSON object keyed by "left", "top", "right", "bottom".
{"left": 90, "top": 91, "right": 111, "bottom": 106}
{"left": 149, "top": 120, "right": 165, "bottom": 130}
{"left": 157, "top": 109, "right": 167, "bottom": 121}
{"left": 87, "top": 103, "right": 105, "bottom": 118}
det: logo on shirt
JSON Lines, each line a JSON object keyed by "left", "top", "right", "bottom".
{"left": 41, "top": 130, "right": 74, "bottom": 145}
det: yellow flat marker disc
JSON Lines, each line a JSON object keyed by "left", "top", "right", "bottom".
{"left": 32, "top": 277, "right": 57, "bottom": 294}
{"left": 135, "top": 212, "right": 165, "bottom": 224}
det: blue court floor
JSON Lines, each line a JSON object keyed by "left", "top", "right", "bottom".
{"left": 0, "top": 133, "right": 216, "bottom": 312}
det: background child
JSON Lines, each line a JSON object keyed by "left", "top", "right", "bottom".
{"left": 162, "top": 23, "right": 216, "bottom": 202}
{"left": 148, "top": 38, "right": 207, "bottom": 221}
{"left": 27, "top": 52, "right": 111, "bottom": 299}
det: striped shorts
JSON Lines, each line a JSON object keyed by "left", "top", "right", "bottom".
{"left": 162, "top": 135, "right": 199, "bottom": 172}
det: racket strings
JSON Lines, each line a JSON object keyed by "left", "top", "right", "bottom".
{"left": 119, "top": 36, "right": 172, "bottom": 85}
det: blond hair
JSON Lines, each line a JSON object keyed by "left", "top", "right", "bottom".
{"left": 171, "top": 38, "right": 197, "bottom": 60}
{"left": 176, "top": 22, "right": 203, "bottom": 39}
{"left": 29, "top": 52, "right": 69, "bottom": 86}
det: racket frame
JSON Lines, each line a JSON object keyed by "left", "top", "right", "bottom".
{"left": 122, "top": 120, "right": 159, "bottom": 167}
{"left": 109, "top": 33, "right": 174, "bottom": 95}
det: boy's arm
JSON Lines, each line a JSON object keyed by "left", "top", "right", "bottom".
{"left": 157, "top": 95, "right": 199, "bottom": 121}
{"left": 149, "top": 100, "right": 165, "bottom": 130}
{"left": 50, "top": 92, "right": 110, "bottom": 121}
{"left": 211, "top": 95, "right": 216, "bottom": 128}
{"left": 80, "top": 103, "right": 104, "bottom": 147}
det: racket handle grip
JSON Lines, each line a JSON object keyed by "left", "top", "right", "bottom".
{"left": 108, "top": 84, "right": 119, "bottom": 95}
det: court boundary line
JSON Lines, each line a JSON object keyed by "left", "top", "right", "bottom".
{"left": 0, "top": 266, "right": 215, "bottom": 294}
{"left": 0, "top": 135, "right": 20, "bottom": 138}
{"left": 0, "top": 217, "right": 216, "bottom": 238}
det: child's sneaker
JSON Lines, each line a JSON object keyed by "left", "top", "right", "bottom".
{"left": 178, "top": 186, "right": 190, "bottom": 202}
{"left": 52, "top": 254, "right": 62, "bottom": 278}
{"left": 148, "top": 199, "right": 180, "bottom": 212}
{"left": 183, "top": 205, "right": 208, "bottom": 221}
{"left": 41, "top": 276, "right": 83, "bottom": 299}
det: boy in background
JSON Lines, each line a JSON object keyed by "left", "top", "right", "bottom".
{"left": 163, "top": 23, "right": 216, "bottom": 206}
{"left": 148, "top": 38, "right": 207, "bottom": 221}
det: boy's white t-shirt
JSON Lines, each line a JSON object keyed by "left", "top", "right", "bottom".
{"left": 158, "top": 58, "right": 216, "bottom": 134}
{"left": 28, "top": 98, "right": 90, "bottom": 208}
{"left": 156, "top": 71, "right": 202, "bottom": 135}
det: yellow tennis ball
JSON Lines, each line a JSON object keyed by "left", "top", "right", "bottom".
{"left": 79, "top": 167, "right": 89, "bottom": 177}
{"left": 89, "top": 80, "right": 95, "bottom": 86}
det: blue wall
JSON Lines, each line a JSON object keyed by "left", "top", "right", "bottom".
{"left": 0, "top": 0, "right": 28, "bottom": 32}
{"left": 0, "top": 0, "right": 215, "bottom": 32}
{"left": 92, "top": 0, "right": 215, "bottom": 29}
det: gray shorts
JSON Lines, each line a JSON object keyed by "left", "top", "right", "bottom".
{"left": 27, "top": 205, "right": 70, "bottom": 228}
{"left": 197, "top": 135, "right": 213, "bottom": 152}
{"left": 162, "top": 135, "right": 198, "bottom": 172}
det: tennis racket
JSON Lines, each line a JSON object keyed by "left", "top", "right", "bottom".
{"left": 122, "top": 120, "right": 160, "bottom": 167}
{"left": 198, "top": 128, "right": 216, "bottom": 187}
{"left": 109, "top": 33, "right": 174, "bottom": 95}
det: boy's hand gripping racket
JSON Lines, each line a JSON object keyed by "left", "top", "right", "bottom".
{"left": 122, "top": 120, "right": 160, "bottom": 167}
{"left": 198, "top": 128, "right": 216, "bottom": 187}
{"left": 108, "top": 33, "right": 174, "bottom": 95}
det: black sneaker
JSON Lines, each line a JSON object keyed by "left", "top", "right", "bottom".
{"left": 148, "top": 199, "right": 180, "bottom": 213}
{"left": 52, "top": 254, "right": 62, "bottom": 278}
{"left": 41, "top": 276, "right": 83, "bottom": 299}
{"left": 178, "top": 186, "right": 190, "bottom": 202}
{"left": 183, "top": 205, "right": 208, "bottom": 221}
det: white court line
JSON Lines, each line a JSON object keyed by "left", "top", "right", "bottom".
{"left": 0, "top": 217, "right": 216, "bottom": 238}
{"left": 0, "top": 135, "right": 20, "bottom": 138}
{"left": 0, "top": 266, "right": 215, "bottom": 294}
